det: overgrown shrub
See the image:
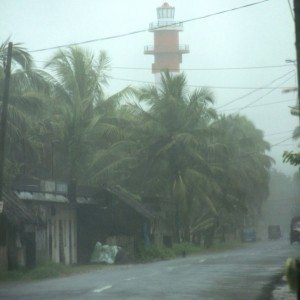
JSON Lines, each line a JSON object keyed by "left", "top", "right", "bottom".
{"left": 27, "top": 262, "right": 69, "bottom": 280}
{"left": 136, "top": 245, "right": 175, "bottom": 262}
{"left": 172, "top": 243, "right": 202, "bottom": 256}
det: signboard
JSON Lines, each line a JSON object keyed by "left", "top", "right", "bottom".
{"left": 0, "top": 201, "right": 3, "bottom": 213}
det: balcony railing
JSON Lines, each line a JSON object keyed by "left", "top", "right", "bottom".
{"left": 144, "top": 45, "right": 154, "bottom": 52}
{"left": 149, "top": 20, "right": 183, "bottom": 31}
{"left": 178, "top": 44, "right": 189, "bottom": 52}
{"left": 144, "top": 44, "right": 189, "bottom": 54}
{"left": 291, "top": 105, "right": 300, "bottom": 116}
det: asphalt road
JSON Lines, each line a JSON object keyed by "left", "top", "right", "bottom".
{"left": 0, "top": 240, "right": 299, "bottom": 300}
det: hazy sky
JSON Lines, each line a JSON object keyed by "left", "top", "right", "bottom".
{"left": 1, "top": 0, "right": 299, "bottom": 175}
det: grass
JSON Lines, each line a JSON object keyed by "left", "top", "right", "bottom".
{"left": 136, "top": 240, "right": 244, "bottom": 263}
{"left": 0, "top": 262, "right": 108, "bottom": 283}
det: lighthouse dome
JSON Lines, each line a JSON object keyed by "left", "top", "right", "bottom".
{"left": 157, "top": 2, "right": 175, "bottom": 20}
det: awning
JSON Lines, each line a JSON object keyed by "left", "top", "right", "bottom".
{"left": 2, "top": 191, "right": 38, "bottom": 226}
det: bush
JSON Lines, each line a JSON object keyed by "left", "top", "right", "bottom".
{"left": 136, "top": 245, "right": 175, "bottom": 262}
{"left": 0, "top": 270, "right": 24, "bottom": 282}
{"left": 26, "top": 262, "right": 69, "bottom": 280}
{"left": 172, "top": 243, "right": 202, "bottom": 256}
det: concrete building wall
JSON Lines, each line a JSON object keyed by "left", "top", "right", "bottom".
{"left": 154, "top": 30, "right": 179, "bottom": 51}
{"left": 36, "top": 227, "right": 48, "bottom": 264}
{"left": 50, "top": 205, "right": 77, "bottom": 265}
{"left": 0, "top": 246, "right": 7, "bottom": 270}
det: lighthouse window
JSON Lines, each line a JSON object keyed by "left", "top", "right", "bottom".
{"left": 158, "top": 9, "right": 162, "bottom": 19}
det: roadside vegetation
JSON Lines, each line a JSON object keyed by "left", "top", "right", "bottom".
{"left": 0, "top": 262, "right": 108, "bottom": 282}
{"left": 1, "top": 39, "right": 272, "bottom": 246}
{"left": 0, "top": 241, "right": 243, "bottom": 282}
{"left": 136, "top": 240, "right": 243, "bottom": 262}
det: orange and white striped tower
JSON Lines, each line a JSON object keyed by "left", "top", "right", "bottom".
{"left": 144, "top": 2, "right": 189, "bottom": 84}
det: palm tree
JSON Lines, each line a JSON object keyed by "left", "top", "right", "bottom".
{"left": 0, "top": 38, "right": 49, "bottom": 184}
{"left": 90, "top": 72, "right": 273, "bottom": 245}
{"left": 128, "top": 72, "right": 218, "bottom": 242}
{"left": 45, "top": 46, "right": 133, "bottom": 184}
{"left": 211, "top": 114, "right": 272, "bottom": 239}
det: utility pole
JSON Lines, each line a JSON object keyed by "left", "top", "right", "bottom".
{"left": 294, "top": 0, "right": 300, "bottom": 122}
{"left": 0, "top": 42, "right": 13, "bottom": 202}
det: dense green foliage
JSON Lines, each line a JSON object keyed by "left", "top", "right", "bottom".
{"left": 1, "top": 42, "right": 272, "bottom": 243}
{"left": 283, "top": 126, "right": 300, "bottom": 168}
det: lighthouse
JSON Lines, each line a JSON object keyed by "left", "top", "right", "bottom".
{"left": 144, "top": 2, "right": 189, "bottom": 84}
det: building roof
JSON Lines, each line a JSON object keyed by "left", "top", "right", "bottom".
{"left": 104, "top": 185, "right": 157, "bottom": 220}
{"left": 15, "top": 191, "right": 69, "bottom": 203}
{"left": 2, "top": 191, "right": 38, "bottom": 226}
{"left": 13, "top": 180, "right": 157, "bottom": 220}
{"left": 15, "top": 191, "right": 96, "bottom": 206}
{"left": 161, "top": 2, "right": 173, "bottom": 8}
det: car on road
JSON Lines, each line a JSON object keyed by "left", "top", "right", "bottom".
{"left": 290, "top": 216, "right": 300, "bottom": 244}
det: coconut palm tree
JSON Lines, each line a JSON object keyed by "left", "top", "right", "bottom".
{"left": 0, "top": 38, "right": 49, "bottom": 183}
{"left": 44, "top": 46, "right": 133, "bottom": 184}
{"left": 93, "top": 72, "right": 219, "bottom": 242}
{"left": 90, "top": 72, "right": 273, "bottom": 244}
{"left": 211, "top": 114, "right": 272, "bottom": 239}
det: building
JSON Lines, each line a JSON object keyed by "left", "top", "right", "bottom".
{"left": 1, "top": 180, "right": 165, "bottom": 269}
{"left": 144, "top": 2, "right": 189, "bottom": 84}
{"left": 0, "top": 192, "right": 40, "bottom": 270}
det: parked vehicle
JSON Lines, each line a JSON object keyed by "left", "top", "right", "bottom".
{"left": 290, "top": 217, "right": 300, "bottom": 244}
{"left": 268, "top": 225, "right": 281, "bottom": 240}
{"left": 241, "top": 228, "right": 256, "bottom": 242}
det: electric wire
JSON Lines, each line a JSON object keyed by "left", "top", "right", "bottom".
{"left": 222, "top": 99, "right": 294, "bottom": 112}
{"left": 287, "top": 0, "right": 295, "bottom": 20}
{"left": 29, "top": 0, "right": 270, "bottom": 53}
{"left": 216, "top": 69, "right": 295, "bottom": 109}
{"left": 236, "top": 73, "right": 295, "bottom": 112}
{"left": 109, "top": 74, "right": 295, "bottom": 90}
{"left": 33, "top": 59, "right": 291, "bottom": 71}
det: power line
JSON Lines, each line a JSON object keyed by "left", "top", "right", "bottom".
{"left": 29, "top": 0, "right": 270, "bottom": 53}
{"left": 210, "top": 136, "right": 294, "bottom": 166}
{"left": 236, "top": 137, "right": 295, "bottom": 160}
{"left": 109, "top": 75, "right": 295, "bottom": 90}
{"left": 236, "top": 73, "right": 295, "bottom": 112}
{"left": 272, "top": 143, "right": 297, "bottom": 147}
{"left": 287, "top": 0, "right": 295, "bottom": 20}
{"left": 34, "top": 59, "right": 291, "bottom": 71}
{"left": 271, "top": 136, "right": 294, "bottom": 147}
{"left": 216, "top": 70, "right": 295, "bottom": 109}
{"left": 264, "top": 129, "right": 294, "bottom": 137}
{"left": 222, "top": 99, "right": 295, "bottom": 112}
{"left": 112, "top": 65, "right": 290, "bottom": 71}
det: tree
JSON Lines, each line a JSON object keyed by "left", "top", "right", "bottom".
{"left": 44, "top": 46, "right": 133, "bottom": 184}
{"left": 283, "top": 126, "right": 300, "bottom": 168}
{"left": 211, "top": 114, "right": 272, "bottom": 240}
{"left": 0, "top": 38, "right": 49, "bottom": 184}
{"left": 91, "top": 72, "right": 272, "bottom": 244}
{"left": 98, "top": 72, "right": 219, "bottom": 242}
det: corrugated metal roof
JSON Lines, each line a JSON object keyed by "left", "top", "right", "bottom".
{"left": 2, "top": 191, "right": 38, "bottom": 225}
{"left": 13, "top": 184, "right": 157, "bottom": 220}
{"left": 15, "top": 191, "right": 96, "bottom": 205}
{"left": 15, "top": 191, "right": 68, "bottom": 203}
{"left": 104, "top": 186, "right": 157, "bottom": 220}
